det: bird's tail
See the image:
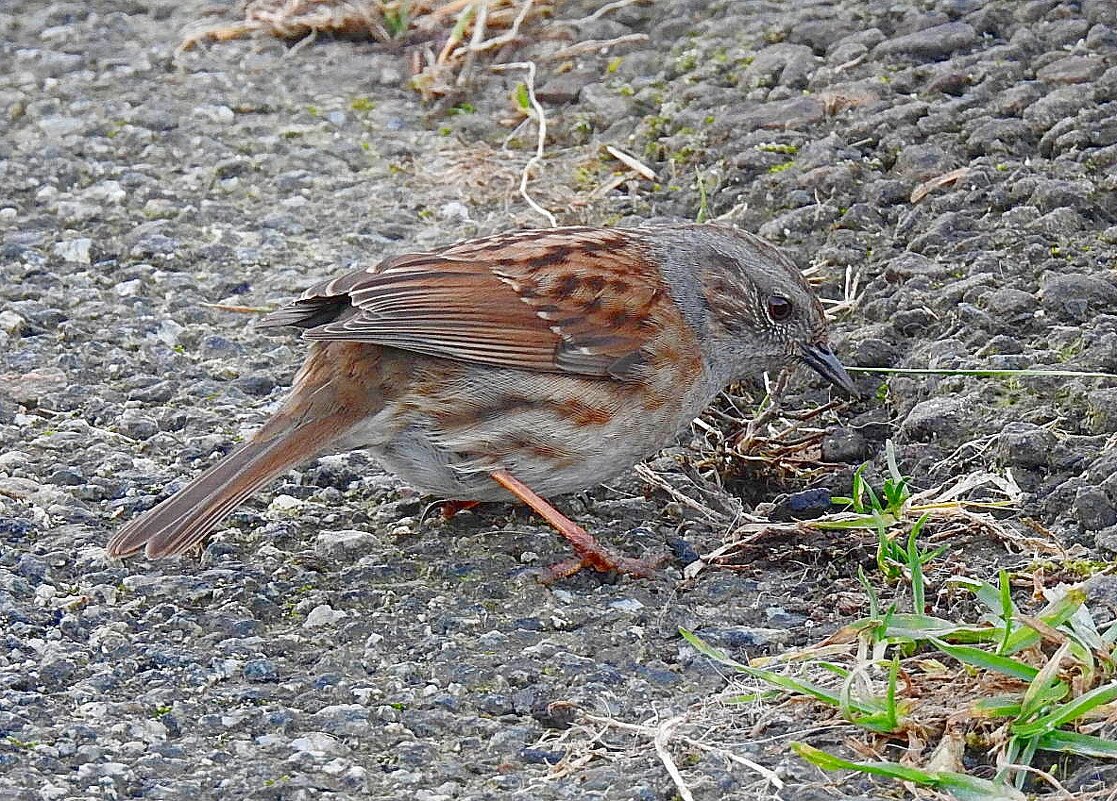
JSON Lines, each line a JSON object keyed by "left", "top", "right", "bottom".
{"left": 106, "top": 412, "right": 353, "bottom": 559}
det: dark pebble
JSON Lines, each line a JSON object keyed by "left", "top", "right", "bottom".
{"left": 233, "top": 374, "right": 275, "bottom": 396}
{"left": 243, "top": 659, "right": 279, "bottom": 682}
{"left": 1075, "top": 487, "right": 1117, "bottom": 531}
{"left": 770, "top": 488, "right": 832, "bottom": 521}
{"left": 666, "top": 535, "right": 700, "bottom": 565}
{"left": 821, "top": 427, "right": 867, "bottom": 463}
{"left": 519, "top": 747, "right": 565, "bottom": 765}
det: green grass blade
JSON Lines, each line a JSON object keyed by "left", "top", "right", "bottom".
{"left": 907, "top": 514, "right": 931, "bottom": 614}
{"left": 680, "top": 629, "right": 883, "bottom": 716}
{"left": 791, "top": 742, "right": 1026, "bottom": 800}
{"left": 1012, "top": 682, "right": 1117, "bottom": 738}
{"left": 811, "top": 512, "right": 894, "bottom": 530}
{"left": 929, "top": 638, "right": 1039, "bottom": 681}
{"left": 679, "top": 627, "right": 748, "bottom": 669}
{"left": 1002, "top": 589, "right": 1086, "bottom": 654}
{"left": 1036, "top": 729, "right": 1117, "bottom": 758}
{"left": 949, "top": 576, "right": 1012, "bottom": 618}
{"left": 1019, "top": 642, "right": 1071, "bottom": 719}
{"left": 997, "top": 569, "right": 1014, "bottom": 655}
{"left": 885, "top": 439, "right": 902, "bottom": 485}
{"left": 725, "top": 690, "right": 782, "bottom": 704}
{"left": 972, "top": 694, "right": 1024, "bottom": 718}
{"left": 881, "top": 615, "right": 998, "bottom": 643}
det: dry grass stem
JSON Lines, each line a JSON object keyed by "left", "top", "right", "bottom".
{"left": 576, "top": 711, "right": 786, "bottom": 791}
{"left": 491, "top": 60, "right": 557, "bottom": 226}
{"left": 557, "top": 0, "right": 645, "bottom": 25}
{"left": 179, "top": 0, "right": 552, "bottom": 96}
{"left": 549, "top": 33, "right": 650, "bottom": 59}
{"left": 603, "top": 145, "right": 657, "bottom": 180}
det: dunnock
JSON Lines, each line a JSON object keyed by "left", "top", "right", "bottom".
{"left": 107, "top": 223, "right": 857, "bottom": 578}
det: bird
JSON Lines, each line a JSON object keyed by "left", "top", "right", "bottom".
{"left": 106, "top": 223, "right": 858, "bottom": 579}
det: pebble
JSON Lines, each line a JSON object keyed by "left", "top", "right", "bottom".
{"left": 315, "top": 529, "right": 378, "bottom": 560}
{"left": 243, "top": 659, "right": 279, "bottom": 682}
{"left": 303, "top": 604, "right": 347, "bottom": 628}
{"left": 290, "top": 732, "right": 347, "bottom": 756}
{"left": 0, "top": 311, "right": 26, "bottom": 336}
{"left": 52, "top": 238, "right": 93, "bottom": 264}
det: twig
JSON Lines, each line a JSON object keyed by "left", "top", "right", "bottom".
{"left": 632, "top": 463, "right": 727, "bottom": 524}
{"left": 491, "top": 60, "right": 557, "bottom": 227}
{"left": 580, "top": 711, "right": 785, "bottom": 790}
{"left": 998, "top": 762, "right": 1074, "bottom": 798}
{"left": 455, "top": 0, "right": 489, "bottom": 85}
{"left": 558, "top": 0, "right": 643, "bottom": 24}
{"left": 604, "top": 144, "right": 656, "bottom": 180}
{"left": 470, "top": 0, "right": 533, "bottom": 52}
{"left": 654, "top": 715, "right": 695, "bottom": 801}
{"left": 549, "top": 33, "right": 649, "bottom": 59}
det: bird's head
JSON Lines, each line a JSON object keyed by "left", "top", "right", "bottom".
{"left": 654, "top": 224, "right": 860, "bottom": 398}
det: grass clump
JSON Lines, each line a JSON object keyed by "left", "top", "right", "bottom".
{"left": 180, "top": 0, "right": 551, "bottom": 98}
{"left": 684, "top": 447, "right": 1117, "bottom": 799}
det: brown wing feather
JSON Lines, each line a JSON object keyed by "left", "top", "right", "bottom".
{"left": 260, "top": 227, "right": 677, "bottom": 379}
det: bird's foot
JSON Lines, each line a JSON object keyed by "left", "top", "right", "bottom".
{"left": 440, "top": 499, "right": 481, "bottom": 520}
{"left": 536, "top": 549, "right": 669, "bottom": 585}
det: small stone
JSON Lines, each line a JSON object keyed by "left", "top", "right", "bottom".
{"left": 0, "top": 310, "right": 26, "bottom": 335}
{"left": 901, "top": 397, "right": 964, "bottom": 443}
{"left": 1074, "top": 487, "right": 1117, "bottom": 531}
{"left": 771, "top": 488, "right": 833, "bottom": 521}
{"left": 53, "top": 238, "right": 93, "bottom": 264}
{"left": 1041, "top": 274, "right": 1117, "bottom": 321}
{"left": 437, "top": 201, "right": 470, "bottom": 222}
{"left": 38, "top": 116, "right": 85, "bottom": 137}
{"left": 118, "top": 412, "right": 159, "bottom": 440}
{"left": 608, "top": 598, "right": 644, "bottom": 613}
{"left": 114, "top": 279, "right": 143, "bottom": 298}
{"left": 16, "top": 554, "right": 47, "bottom": 580}
{"left": 821, "top": 427, "right": 867, "bottom": 463}
{"left": 1087, "top": 389, "right": 1117, "bottom": 434}
{"left": 84, "top": 180, "right": 127, "bottom": 204}
{"left": 233, "top": 374, "right": 276, "bottom": 396}
{"left": 4, "top": 367, "right": 68, "bottom": 405}
{"left": 519, "top": 747, "right": 565, "bottom": 765}
{"left": 666, "top": 535, "right": 700, "bottom": 565}
{"left": 48, "top": 467, "right": 85, "bottom": 486}
{"left": 997, "top": 422, "right": 1055, "bottom": 468}
{"left": 1037, "top": 56, "right": 1103, "bottom": 84}
{"left": 155, "top": 319, "right": 185, "bottom": 348}
{"left": 290, "top": 732, "right": 347, "bottom": 756}
{"left": 304, "top": 604, "right": 346, "bottom": 628}
{"left": 269, "top": 494, "right": 303, "bottom": 513}
{"left": 1096, "top": 525, "right": 1117, "bottom": 555}
{"left": 243, "top": 659, "right": 279, "bottom": 682}
{"left": 312, "top": 704, "right": 372, "bottom": 735}
{"left": 874, "top": 22, "right": 977, "bottom": 60}
{"left": 196, "top": 104, "right": 235, "bottom": 124}
{"left": 536, "top": 70, "right": 595, "bottom": 104}
{"left": 315, "top": 529, "right": 378, "bottom": 560}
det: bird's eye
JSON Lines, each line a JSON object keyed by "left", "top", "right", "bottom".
{"left": 767, "top": 295, "right": 792, "bottom": 322}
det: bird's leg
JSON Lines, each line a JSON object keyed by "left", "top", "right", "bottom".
{"left": 489, "top": 469, "right": 665, "bottom": 582}
{"left": 441, "top": 499, "right": 481, "bottom": 520}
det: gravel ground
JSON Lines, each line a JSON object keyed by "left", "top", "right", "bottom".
{"left": 3, "top": 0, "right": 1117, "bottom": 799}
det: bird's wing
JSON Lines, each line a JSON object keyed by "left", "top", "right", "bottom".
{"left": 259, "top": 227, "right": 681, "bottom": 379}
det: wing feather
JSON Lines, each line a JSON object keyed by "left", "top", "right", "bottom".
{"left": 260, "top": 227, "right": 678, "bottom": 379}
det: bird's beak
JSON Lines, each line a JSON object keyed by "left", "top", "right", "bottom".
{"left": 799, "top": 342, "right": 861, "bottom": 398}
